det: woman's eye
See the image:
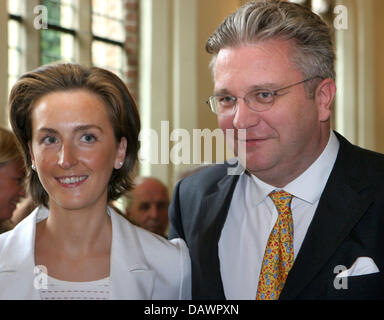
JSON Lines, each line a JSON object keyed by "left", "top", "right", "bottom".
{"left": 81, "top": 134, "right": 97, "bottom": 143}
{"left": 42, "top": 136, "right": 57, "bottom": 145}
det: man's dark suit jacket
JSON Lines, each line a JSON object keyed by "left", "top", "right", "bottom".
{"left": 169, "top": 132, "right": 384, "bottom": 299}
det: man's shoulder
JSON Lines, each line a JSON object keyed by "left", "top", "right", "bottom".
{"left": 332, "top": 133, "right": 384, "bottom": 191}
{"left": 178, "top": 162, "right": 237, "bottom": 194}
{"left": 183, "top": 163, "right": 228, "bottom": 180}
{"left": 336, "top": 132, "right": 384, "bottom": 174}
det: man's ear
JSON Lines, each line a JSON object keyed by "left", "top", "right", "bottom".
{"left": 114, "top": 137, "right": 127, "bottom": 169}
{"left": 314, "top": 78, "right": 336, "bottom": 122}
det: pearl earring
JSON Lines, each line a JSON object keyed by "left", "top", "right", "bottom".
{"left": 32, "top": 164, "right": 36, "bottom": 171}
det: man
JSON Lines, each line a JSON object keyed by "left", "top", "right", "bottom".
{"left": 169, "top": 1, "right": 384, "bottom": 299}
{"left": 127, "top": 177, "right": 170, "bottom": 237}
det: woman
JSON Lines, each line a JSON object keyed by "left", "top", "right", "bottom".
{"left": 0, "top": 127, "right": 26, "bottom": 233}
{"left": 0, "top": 63, "right": 191, "bottom": 300}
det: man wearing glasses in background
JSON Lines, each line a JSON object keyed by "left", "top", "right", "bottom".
{"left": 169, "top": 0, "right": 384, "bottom": 300}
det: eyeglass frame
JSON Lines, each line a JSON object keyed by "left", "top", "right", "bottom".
{"left": 206, "top": 76, "right": 323, "bottom": 116}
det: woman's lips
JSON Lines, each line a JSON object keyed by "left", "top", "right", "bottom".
{"left": 56, "top": 175, "right": 88, "bottom": 188}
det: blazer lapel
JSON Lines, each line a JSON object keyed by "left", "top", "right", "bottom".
{"left": 280, "top": 134, "right": 374, "bottom": 299}
{"left": 109, "top": 209, "right": 155, "bottom": 299}
{"left": 193, "top": 170, "right": 240, "bottom": 299}
{"left": 0, "top": 207, "right": 44, "bottom": 300}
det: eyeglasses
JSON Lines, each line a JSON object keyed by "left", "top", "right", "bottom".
{"left": 206, "top": 76, "right": 321, "bottom": 116}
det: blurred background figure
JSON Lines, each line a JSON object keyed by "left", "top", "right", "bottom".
{"left": 126, "top": 177, "right": 170, "bottom": 237}
{"left": 0, "top": 127, "right": 26, "bottom": 233}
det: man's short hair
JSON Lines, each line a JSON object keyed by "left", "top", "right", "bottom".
{"left": 206, "top": 0, "right": 335, "bottom": 97}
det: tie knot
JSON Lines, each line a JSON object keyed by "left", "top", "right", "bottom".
{"left": 269, "top": 190, "right": 293, "bottom": 213}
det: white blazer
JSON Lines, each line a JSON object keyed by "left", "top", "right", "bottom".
{"left": 0, "top": 206, "right": 191, "bottom": 300}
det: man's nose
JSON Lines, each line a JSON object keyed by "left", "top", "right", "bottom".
{"left": 18, "top": 187, "right": 26, "bottom": 199}
{"left": 148, "top": 205, "right": 160, "bottom": 219}
{"left": 58, "top": 143, "right": 78, "bottom": 169}
{"left": 232, "top": 99, "right": 261, "bottom": 129}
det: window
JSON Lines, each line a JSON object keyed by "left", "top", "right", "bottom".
{"left": 6, "top": 0, "right": 129, "bottom": 89}
{"left": 8, "top": 0, "right": 23, "bottom": 93}
{"left": 288, "top": 0, "right": 333, "bottom": 19}
{"left": 92, "top": 0, "right": 127, "bottom": 80}
{"left": 2, "top": 0, "right": 139, "bottom": 126}
{"left": 40, "top": 0, "right": 76, "bottom": 65}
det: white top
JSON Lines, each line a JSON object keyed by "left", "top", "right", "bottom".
{"left": 0, "top": 206, "right": 191, "bottom": 300}
{"left": 39, "top": 274, "right": 110, "bottom": 300}
{"left": 219, "top": 131, "right": 340, "bottom": 299}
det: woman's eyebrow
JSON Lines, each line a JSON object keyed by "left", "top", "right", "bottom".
{"left": 37, "top": 125, "right": 104, "bottom": 134}
{"left": 73, "top": 125, "right": 104, "bottom": 133}
{"left": 37, "top": 127, "right": 58, "bottom": 134}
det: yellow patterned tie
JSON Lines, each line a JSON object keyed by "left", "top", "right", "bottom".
{"left": 256, "top": 190, "right": 294, "bottom": 300}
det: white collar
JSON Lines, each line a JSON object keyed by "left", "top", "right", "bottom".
{"left": 0, "top": 205, "right": 152, "bottom": 271}
{"left": 0, "top": 206, "right": 156, "bottom": 299}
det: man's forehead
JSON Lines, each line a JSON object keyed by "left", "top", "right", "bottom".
{"left": 213, "top": 41, "right": 300, "bottom": 93}
{"left": 133, "top": 188, "right": 169, "bottom": 201}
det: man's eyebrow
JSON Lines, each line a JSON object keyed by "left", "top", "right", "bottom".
{"left": 248, "top": 83, "right": 281, "bottom": 90}
{"left": 213, "top": 88, "right": 231, "bottom": 96}
{"left": 214, "top": 83, "right": 281, "bottom": 96}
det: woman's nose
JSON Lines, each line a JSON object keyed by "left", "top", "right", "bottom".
{"left": 58, "top": 143, "right": 78, "bottom": 169}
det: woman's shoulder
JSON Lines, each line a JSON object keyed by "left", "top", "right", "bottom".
{"left": 0, "top": 207, "right": 40, "bottom": 258}
{"left": 0, "top": 228, "right": 11, "bottom": 249}
{"left": 111, "top": 209, "right": 189, "bottom": 271}
{"left": 120, "top": 217, "right": 191, "bottom": 299}
{"left": 112, "top": 209, "right": 188, "bottom": 253}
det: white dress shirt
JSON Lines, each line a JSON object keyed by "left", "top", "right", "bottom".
{"left": 218, "top": 131, "right": 340, "bottom": 299}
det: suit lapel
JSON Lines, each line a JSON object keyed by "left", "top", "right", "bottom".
{"left": 280, "top": 134, "right": 374, "bottom": 299}
{"left": 193, "top": 170, "right": 239, "bottom": 299}
{"left": 109, "top": 209, "right": 155, "bottom": 299}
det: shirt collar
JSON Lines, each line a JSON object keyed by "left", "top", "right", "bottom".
{"left": 245, "top": 171, "right": 276, "bottom": 206}
{"left": 246, "top": 130, "right": 340, "bottom": 205}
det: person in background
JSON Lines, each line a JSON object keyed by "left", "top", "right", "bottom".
{"left": 126, "top": 177, "right": 170, "bottom": 237}
{"left": 169, "top": 0, "right": 384, "bottom": 299}
{"left": 0, "top": 63, "right": 191, "bottom": 300}
{"left": 0, "top": 127, "right": 26, "bottom": 233}
{"left": 10, "top": 197, "right": 36, "bottom": 226}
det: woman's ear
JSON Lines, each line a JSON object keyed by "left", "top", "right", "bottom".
{"left": 315, "top": 78, "right": 336, "bottom": 122}
{"left": 114, "top": 137, "right": 127, "bottom": 169}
